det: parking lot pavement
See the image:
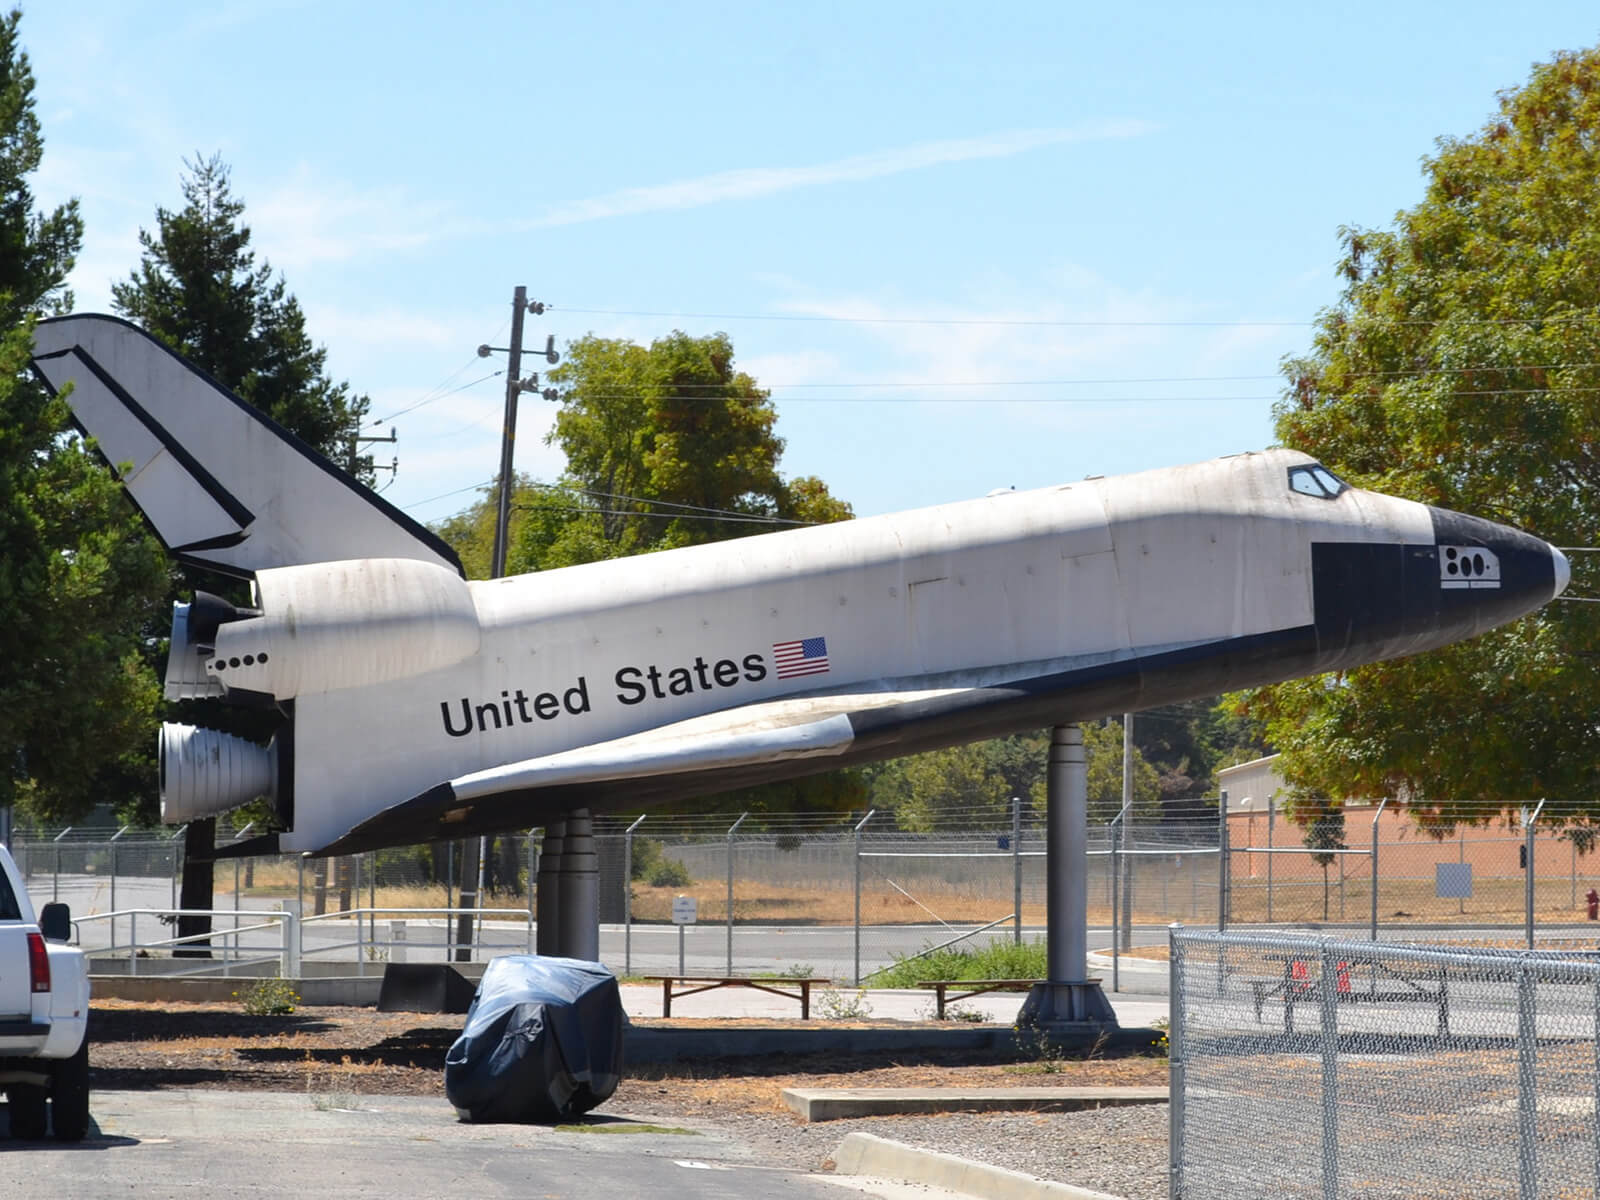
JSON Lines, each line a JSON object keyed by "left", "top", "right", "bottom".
{"left": 0, "top": 1089, "right": 966, "bottom": 1200}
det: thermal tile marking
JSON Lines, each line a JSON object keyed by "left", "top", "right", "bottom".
{"left": 1440, "top": 545, "right": 1501, "bottom": 589}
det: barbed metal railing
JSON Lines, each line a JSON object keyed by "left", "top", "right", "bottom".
{"left": 1170, "top": 927, "right": 1600, "bottom": 1199}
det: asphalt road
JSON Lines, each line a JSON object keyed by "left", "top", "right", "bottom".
{"left": 0, "top": 1090, "right": 954, "bottom": 1200}
{"left": 44, "top": 872, "right": 1174, "bottom": 981}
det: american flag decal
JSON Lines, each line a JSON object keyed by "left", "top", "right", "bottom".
{"left": 773, "top": 636, "right": 830, "bottom": 680}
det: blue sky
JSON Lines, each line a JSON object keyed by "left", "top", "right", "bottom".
{"left": 24, "top": 3, "right": 1600, "bottom": 523}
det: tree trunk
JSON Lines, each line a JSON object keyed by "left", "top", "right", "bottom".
{"left": 175, "top": 818, "right": 215, "bottom": 958}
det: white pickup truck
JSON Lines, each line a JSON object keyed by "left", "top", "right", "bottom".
{"left": 0, "top": 843, "right": 89, "bottom": 1141}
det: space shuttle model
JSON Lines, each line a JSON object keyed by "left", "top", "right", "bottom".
{"left": 32, "top": 315, "right": 1569, "bottom": 859}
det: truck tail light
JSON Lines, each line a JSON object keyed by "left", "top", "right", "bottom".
{"left": 28, "top": 931, "right": 50, "bottom": 993}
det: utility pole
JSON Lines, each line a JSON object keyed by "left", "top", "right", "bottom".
{"left": 462, "top": 286, "right": 560, "bottom": 960}
{"left": 480, "top": 285, "right": 560, "bottom": 579}
{"left": 345, "top": 426, "right": 398, "bottom": 482}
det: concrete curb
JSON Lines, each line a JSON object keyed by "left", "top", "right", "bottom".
{"left": 785, "top": 1085, "right": 1168, "bottom": 1121}
{"left": 92, "top": 974, "right": 384, "bottom": 1006}
{"left": 833, "top": 1131, "right": 1128, "bottom": 1200}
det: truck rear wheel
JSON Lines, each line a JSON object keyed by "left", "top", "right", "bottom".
{"left": 50, "top": 1038, "right": 90, "bottom": 1142}
{"left": 6, "top": 1083, "right": 47, "bottom": 1139}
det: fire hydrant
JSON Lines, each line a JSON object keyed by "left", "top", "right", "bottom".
{"left": 1586, "top": 889, "right": 1598, "bottom": 921}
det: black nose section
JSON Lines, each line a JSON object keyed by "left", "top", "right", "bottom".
{"left": 1427, "top": 507, "right": 1562, "bottom": 640}
{"left": 1310, "top": 508, "right": 1562, "bottom": 665}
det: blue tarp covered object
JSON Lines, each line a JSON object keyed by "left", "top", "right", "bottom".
{"left": 444, "top": 955, "right": 624, "bottom": 1123}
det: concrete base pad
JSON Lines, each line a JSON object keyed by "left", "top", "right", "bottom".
{"left": 785, "top": 1085, "right": 1167, "bottom": 1121}
{"left": 834, "top": 1131, "right": 1128, "bottom": 1200}
{"left": 1018, "top": 980, "right": 1119, "bottom": 1031}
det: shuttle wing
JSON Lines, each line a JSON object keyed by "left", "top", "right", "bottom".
{"left": 30, "top": 314, "right": 462, "bottom": 577}
{"left": 314, "top": 688, "right": 968, "bottom": 855}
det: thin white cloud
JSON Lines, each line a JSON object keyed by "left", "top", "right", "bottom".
{"left": 519, "top": 123, "right": 1154, "bottom": 229}
{"left": 252, "top": 166, "right": 447, "bottom": 269}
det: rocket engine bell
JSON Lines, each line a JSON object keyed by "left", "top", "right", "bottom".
{"left": 159, "top": 724, "right": 281, "bottom": 823}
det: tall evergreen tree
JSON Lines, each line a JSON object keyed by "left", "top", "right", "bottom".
{"left": 112, "top": 154, "right": 371, "bottom": 474}
{"left": 112, "top": 154, "right": 376, "bottom": 944}
{"left": 0, "top": 7, "right": 169, "bottom": 825}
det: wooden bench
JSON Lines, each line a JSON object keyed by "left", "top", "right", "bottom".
{"left": 916, "top": 978, "right": 1039, "bottom": 1019}
{"left": 644, "top": 975, "right": 834, "bottom": 1019}
{"left": 1252, "top": 954, "right": 1450, "bottom": 1036}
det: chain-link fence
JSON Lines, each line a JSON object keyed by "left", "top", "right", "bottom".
{"left": 1171, "top": 928, "right": 1600, "bottom": 1199}
{"left": 1223, "top": 808, "right": 1600, "bottom": 934}
{"left": 16, "top": 800, "right": 1597, "bottom": 981}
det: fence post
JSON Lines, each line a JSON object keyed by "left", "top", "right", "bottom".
{"left": 527, "top": 830, "right": 537, "bottom": 954}
{"left": 1517, "top": 960, "right": 1538, "bottom": 1196}
{"left": 1012, "top": 796, "right": 1023, "bottom": 946}
{"left": 1111, "top": 813, "right": 1121, "bottom": 993}
{"left": 1319, "top": 944, "right": 1340, "bottom": 1200}
{"left": 1218, "top": 791, "right": 1228, "bottom": 933}
{"left": 1266, "top": 799, "right": 1275, "bottom": 923}
{"left": 1525, "top": 800, "right": 1545, "bottom": 949}
{"left": 1370, "top": 799, "right": 1387, "bottom": 941}
{"left": 282, "top": 910, "right": 300, "bottom": 980}
{"left": 110, "top": 824, "right": 128, "bottom": 914}
{"left": 1168, "top": 924, "right": 1185, "bottom": 1200}
{"left": 726, "top": 812, "right": 747, "bottom": 976}
{"left": 853, "top": 810, "right": 875, "bottom": 987}
{"left": 369, "top": 851, "right": 377, "bottom": 959}
{"left": 170, "top": 824, "right": 185, "bottom": 911}
{"left": 53, "top": 826, "right": 70, "bottom": 902}
{"left": 624, "top": 814, "right": 645, "bottom": 976}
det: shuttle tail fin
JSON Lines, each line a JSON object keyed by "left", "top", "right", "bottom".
{"left": 30, "top": 313, "right": 462, "bottom": 578}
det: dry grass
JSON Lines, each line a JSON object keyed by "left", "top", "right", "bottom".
{"left": 209, "top": 864, "right": 1600, "bottom": 930}
{"left": 86, "top": 999, "right": 1170, "bottom": 1115}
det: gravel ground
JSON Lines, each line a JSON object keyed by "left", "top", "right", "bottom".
{"left": 705, "top": 1104, "right": 1170, "bottom": 1200}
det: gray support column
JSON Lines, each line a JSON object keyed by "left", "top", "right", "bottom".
{"left": 1049, "top": 724, "right": 1087, "bottom": 983}
{"left": 558, "top": 809, "right": 599, "bottom": 962}
{"left": 536, "top": 820, "right": 564, "bottom": 956}
{"left": 1020, "top": 724, "right": 1117, "bottom": 1030}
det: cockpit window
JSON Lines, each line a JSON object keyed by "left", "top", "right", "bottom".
{"left": 1288, "top": 464, "right": 1347, "bottom": 500}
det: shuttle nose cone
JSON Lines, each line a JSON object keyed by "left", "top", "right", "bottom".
{"left": 1552, "top": 543, "right": 1570, "bottom": 598}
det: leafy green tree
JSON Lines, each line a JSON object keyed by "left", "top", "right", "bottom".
{"left": 1243, "top": 47, "right": 1600, "bottom": 831}
{"left": 1080, "top": 719, "right": 1162, "bottom": 825}
{"left": 513, "top": 330, "right": 851, "bottom": 568}
{"left": 0, "top": 6, "right": 169, "bottom": 826}
{"left": 113, "top": 154, "right": 378, "bottom": 942}
{"left": 112, "top": 154, "right": 371, "bottom": 475}
{"left": 867, "top": 722, "right": 1160, "bottom": 831}
{"left": 1296, "top": 794, "right": 1348, "bottom": 920}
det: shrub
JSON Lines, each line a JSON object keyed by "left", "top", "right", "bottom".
{"left": 236, "top": 976, "right": 300, "bottom": 1016}
{"left": 646, "top": 856, "right": 692, "bottom": 888}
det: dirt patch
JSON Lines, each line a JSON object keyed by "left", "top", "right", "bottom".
{"left": 87, "top": 1000, "right": 1169, "bottom": 1117}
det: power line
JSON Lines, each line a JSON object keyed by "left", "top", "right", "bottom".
{"left": 525, "top": 362, "right": 1600, "bottom": 397}
{"left": 401, "top": 478, "right": 494, "bottom": 511}
{"left": 554, "top": 305, "right": 1600, "bottom": 331}
{"left": 371, "top": 369, "right": 502, "bottom": 425}
{"left": 515, "top": 502, "right": 807, "bottom": 527}
{"left": 524, "top": 480, "right": 810, "bottom": 524}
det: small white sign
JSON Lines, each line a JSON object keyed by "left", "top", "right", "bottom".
{"left": 1437, "top": 862, "right": 1473, "bottom": 899}
{"left": 671, "top": 895, "right": 698, "bottom": 925}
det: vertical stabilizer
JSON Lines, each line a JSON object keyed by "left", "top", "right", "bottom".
{"left": 30, "top": 313, "right": 463, "bottom": 578}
